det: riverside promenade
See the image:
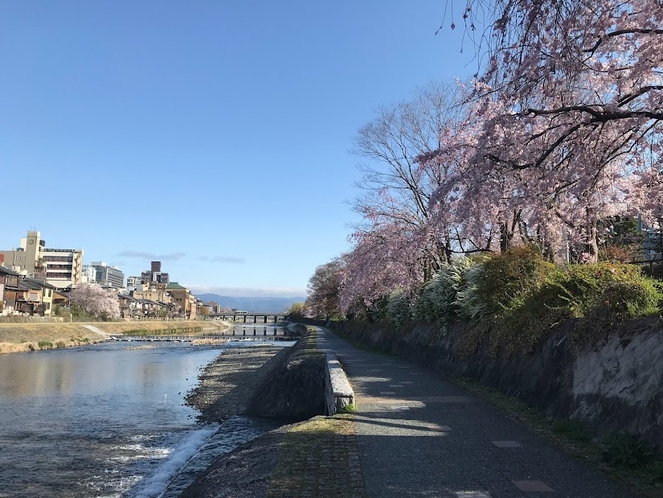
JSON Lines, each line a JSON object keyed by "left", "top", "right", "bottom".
{"left": 309, "top": 326, "right": 635, "bottom": 498}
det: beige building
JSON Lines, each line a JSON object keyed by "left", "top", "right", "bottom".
{"left": 166, "top": 282, "right": 197, "bottom": 320}
{"left": 0, "top": 231, "right": 84, "bottom": 289}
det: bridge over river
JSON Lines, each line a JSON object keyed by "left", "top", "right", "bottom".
{"left": 110, "top": 324, "right": 299, "bottom": 342}
{"left": 215, "top": 313, "right": 287, "bottom": 323}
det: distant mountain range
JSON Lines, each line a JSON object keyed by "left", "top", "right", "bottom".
{"left": 196, "top": 294, "right": 306, "bottom": 313}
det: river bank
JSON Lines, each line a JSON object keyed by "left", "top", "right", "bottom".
{"left": 178, "top": 329, "right": 337, "bottom": 497}
{"left": 185, "top": 344, "right": 290, "bottom": 422}
{"left": 0, "top": 319, "right": 230, "bottom": 354}
{"left": 176, "top": 343, "right": 294, "bottom": 497}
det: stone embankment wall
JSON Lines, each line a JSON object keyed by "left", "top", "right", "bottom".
{"left": 243, "top": 329, "right": 355, "bottom": 419}
{"left": 331, "top": 318, "right": 663, "bottom": 450}
{"left": 243, "top": 333, "right": 327, "bottom": 420}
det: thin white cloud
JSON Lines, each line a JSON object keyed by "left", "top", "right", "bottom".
{"left": 197, "top": 256, "right": 246, "bottom": 264}
{"left": 117, "top": 250, "right": 186, "bottom": 261}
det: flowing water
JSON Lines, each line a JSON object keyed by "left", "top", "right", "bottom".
{"left": 0, "top": 325, "right": 291, "bottom": 497}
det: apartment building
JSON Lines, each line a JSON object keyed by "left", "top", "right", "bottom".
{"left": 0, "top": 231, "right": 83, "bottom": 289}
{"left": 126, "top": 276, "right": 141, "bottom": 289}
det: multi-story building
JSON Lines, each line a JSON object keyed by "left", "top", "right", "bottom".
{"left": 126, "top": 276, "right": 141, "bottom": 289}
{"left": 0, "top": 231, "right": 83, "bottom": 290}
{"left": 140, "top": 261, "right": 169, "bottom": 287}
{"left": 90, "top": 261, "right": 125, "bottom": 289}
{"left": 166, "top": 282, "right": 197, "bottom": 319}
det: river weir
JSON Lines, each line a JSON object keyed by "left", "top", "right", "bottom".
{"left": 0, "top": 324, "right": 293, "bottom": 497}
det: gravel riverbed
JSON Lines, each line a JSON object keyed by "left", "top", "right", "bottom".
{"left": 185, "top": 344, "right": 290, "bottom": 422}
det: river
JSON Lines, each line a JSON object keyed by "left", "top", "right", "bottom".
{"left": 0, "top": 324, "right": 291, "bottom": 497}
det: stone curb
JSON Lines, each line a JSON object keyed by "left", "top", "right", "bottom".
{"left": 324, "top": 351, "right": 355, "bottom": 414}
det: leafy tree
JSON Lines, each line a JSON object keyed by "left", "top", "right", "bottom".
{"left": 70, "top": 283, "right": 120, "bottom": 321}
{"left": 286, "top": 302, "right": 306, "bottom": 319}
{"left": 339, "top": 227, "right": 425, "bottom": 315}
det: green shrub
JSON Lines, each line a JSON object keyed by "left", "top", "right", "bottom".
{"left": 467, "top": 258, "right": 661, "bottom": 356}
{"left": 55, "top": 341, "right": 66, "bottom": 349}
{"left": 385, "top": 289, "right": 412, "bottom": 329}
{"left": 37, "top": 341, "right": 53, "bottom": 350}
{"left": 414, "top": 257, "right": 477, "bottom": 323}
{"left": 649, "top": 459, "right": 663, "bottom": 483}
{"left": 457, "top": 246, "right": 557, "bottom": 319}
{"left": 552, "top": 263, "right": 655, "bottom": 317}
{"left": 599, "top": 280, "right": 661, "bottom": 317}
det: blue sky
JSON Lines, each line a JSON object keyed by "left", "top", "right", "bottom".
{"left": 0, "top": 1, "right": 473, "bottom": 298}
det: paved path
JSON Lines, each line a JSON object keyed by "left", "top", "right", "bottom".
{"left": 315, "top": 326, "right": 635, "bottom": 498}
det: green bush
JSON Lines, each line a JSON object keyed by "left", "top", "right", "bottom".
{"left": 552, "top": 263, "right": 656, "bottom": 317}
{"left": 598, "top": 280, "right": 661, "bottom": 317}
{"left": 457, "top": 255, "right": 662, "bottom": 356}
{"left": 457, "top": 246, "right": 557, "bottom": 319}
{"left": 385, "top": 289, "right": 412, "bottom": 329}
{"left": 414, "top": 257, "right": 477, "bottom": 323}
{"left": 37, "top": 341, "right": 53, "bottom": 350}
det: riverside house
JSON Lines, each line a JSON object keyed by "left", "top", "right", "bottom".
{"left": 0, "top": 265, "right": 59, "bottom": 316}
{"left": 0, "top": 266, "right": 21, "bottom": 315}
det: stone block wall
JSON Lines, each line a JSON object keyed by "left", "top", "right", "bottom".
{"left": 331, "top": 318, "right": 663, "bottom": 451}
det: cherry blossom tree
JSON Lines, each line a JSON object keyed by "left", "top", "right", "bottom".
{"left": 70, "top": 283, "right": 120, "bottom": 320}
{"left": 334, "top": 0, "right": 663, "bottom": 313}
{"left": 352, "top": 82, "right": 471, "bottom": 274}
{"left": 431, "top": 0, "right": 663, "bottom": 259}
{"left": 339, "top": 225, "right": 427, "bottom": 314}
{"left": 305, "top": 258, "right": 345, "bottom": 320}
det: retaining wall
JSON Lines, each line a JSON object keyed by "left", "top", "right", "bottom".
{"left": 330, "top": 318, "right": 663, "bottom": 450}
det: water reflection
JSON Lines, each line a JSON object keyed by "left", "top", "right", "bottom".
{"left": 0, "top": 342, "right": 223, "bottom": 497}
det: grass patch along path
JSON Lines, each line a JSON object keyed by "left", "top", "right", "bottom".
{"left": 267, "top": 415, "right": 365, "bottom": 498}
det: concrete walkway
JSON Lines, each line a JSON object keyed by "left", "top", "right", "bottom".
{"left": 314, "top": 326, "right": 635, "bottom": 498}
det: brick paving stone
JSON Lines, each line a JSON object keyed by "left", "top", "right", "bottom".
{"left": 491, "top": 441, "right": 523, "bottom": 448}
